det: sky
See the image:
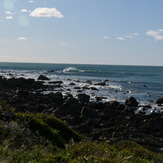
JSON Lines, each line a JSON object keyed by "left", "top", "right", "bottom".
{"left": 0, "top": 0, "right": 163, "bottom": 66}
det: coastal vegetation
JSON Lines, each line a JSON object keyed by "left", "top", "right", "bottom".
{"left": 0, "top": 100, "right": 163, "bottom": 162}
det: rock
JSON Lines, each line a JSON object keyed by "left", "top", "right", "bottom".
{"left": 156, "top": 98, "right": 163, "bottom": 104}
{"left": 110, "top": 101, "right": 119, "bottom": 108}
{"left": 74, "top": 87, "right": 81, "bottom": 89}
{"left": 116, "top": 104, "right": 125, "bottom": 110}
{"left": 63, "top": 96, "right": 79, "bottom": 105}
{"left": 49, "top": 81, "right": 63, "bottom": 84}
{"left": 82, "top": 86, "right": 90, "bottom": 90}
{"left": 125, "top": 97, "right": 138, "bottom": 107}
{"left": 69, "top": 82, "right": 75, "bottom": 85}
{"left": 85, "top": 80, "right": 92, "bottom": 85}
{"left": 0, "top": 77, "right": 43, "bottom": 89}
{"left": 48, "top": 92, "right": 64, "bottom": 105}
{"left": 90, "top": 87, "right": 98, "bottom": 90}
{"left": 95, "top": 97, "right": 102, "bottom": 102}
{"left": 94, "top": 82, "right": 106, "bottom": 86}
{"left": 78, "top": 93, "right": 90, "bottom": 103}
{"left": 38, "top": 75, "right": 50, "bottom": 80}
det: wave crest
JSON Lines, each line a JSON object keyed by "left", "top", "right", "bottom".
{"left": 63, "top": 67, "right": 83, "bottom": 73}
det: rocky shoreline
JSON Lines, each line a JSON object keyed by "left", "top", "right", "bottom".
{"left": 0, "top": 75, "right": 163, "bottom": 152}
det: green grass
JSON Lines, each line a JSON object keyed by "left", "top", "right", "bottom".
{"left": 0, "top": 100, "right": 163, "bottom": 162}
{"left": 0, "top": 140, "right": 162, "bottom": 163}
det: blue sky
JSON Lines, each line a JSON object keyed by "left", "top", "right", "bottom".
{"left": 0, "top": 0, "right": 163, "bottom": 65}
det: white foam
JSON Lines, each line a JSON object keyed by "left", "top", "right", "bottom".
{"left": 135, "top": 106, "right": 163, "bottom": 115}
{"left": 63, "top": 67, "right": 80, "bottom": 73}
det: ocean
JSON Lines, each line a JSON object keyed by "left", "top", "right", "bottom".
{"left": 0, "top": 62, "right": 163, "bottom": 113}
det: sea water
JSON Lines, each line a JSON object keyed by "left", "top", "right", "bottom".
{"left": 0, "top": 62, "right": 163, "bottom": 113}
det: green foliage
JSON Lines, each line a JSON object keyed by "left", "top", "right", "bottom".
{"left": 0, "top": 101, "right": 163, "bottom": 162}
{"left": 15, "top": 113, "right": 83, "bottom": 148}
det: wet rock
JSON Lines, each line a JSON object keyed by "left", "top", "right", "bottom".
{"left": 69, "top": 82, "right": 75, "bottom": 85}
{"left": 85, "top": 80, "right": 92, "bottom": 85}
{"left": 125, "top": 97, "right": 138, "bottom": 107}
{"left": 90, "top": 87, "right": 98, "bottom": 90}
{"left": 38, "top": 75, "right": 50, "bottom": 80}
{"left": 80, "top": 106, "right": 97, "bottom": 118}
{"left": 0, "top": 77, "right": 43, "bottom": 89}
{"left": 94, "top": 82, "right": 106, "bottom": 86}
{"left": 49, "top": 81, "right": 63, "bottom": 84}
{"left": 63, "top": 96, "right": 79, "bottom": 105}
{"left": 78, "top": 93, "right": 90, "bottom": 104}
{"left": 74, "top": 87, "right": 81, "bottom": 89}
{"left": 116, "top": 104, "right": 125, "bottom": 110}
{"left": 156, "top": 98, "right": 163, "bottom": 105}
{"left": 48, "top": 92, "right": 64, "bottom": 105}
{"left": 82, "top": 86, "right": 90, "bottom": 90}
{"left": 75, "top": 122, "right": 93, "bottom": 134}
{"left": 95, "top": 97, "right": 103, "bottom": 102}
{"left": 109, "top": 100, "right": 119, "bottom": 108}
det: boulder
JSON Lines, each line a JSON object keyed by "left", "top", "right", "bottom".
{"left": 38, "top": 75, "right": 50, "bottom": 80}
{"left": 125, "top": 97, "right": 138, "bottom": 107}
{"left": 78, "top": 93, "right": 90, "bottom": 103}
{"left": 156, "top": 98, "right": 163, "bottom": 105}
{"left": 80, "top": 106, "right": 97, "bottom": 118}
{"left": 94, "top": 82, "right": 106, "bottom": 86}
{"left": 110, "top": 100, "right": 119, "bottom": 108}
{"left": 90, "top": 87, "right": 98, "bottom": 90}
{"left": 49, "top": 81, "right": 63, "bottom": 84}
{"left": 85, "top": 80, "right": 92, "bottom": 85}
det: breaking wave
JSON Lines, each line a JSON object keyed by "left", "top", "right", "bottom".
{"left": 63, "top": 67, "right": 84, "bottom": 73}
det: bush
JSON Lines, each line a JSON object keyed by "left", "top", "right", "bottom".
{"left": 15, "top": 113, "right": 82, "bottom": 148}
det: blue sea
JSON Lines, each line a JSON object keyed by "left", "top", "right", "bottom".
{"left": 0, "top": 62, "right": 163, "bottom": 113}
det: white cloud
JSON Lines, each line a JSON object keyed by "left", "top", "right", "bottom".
{"left": 101, "top": 36, "right": 111, "bottom": 40}
{"left": 28, "top": 0, "right": 34, "bottom": 3}
{"left": 146, "top": 29, "right": 163, "bottom": 40}
{"left": 5, "top": 11, "right": 14, "bottom": 15}
{"left": 18, "top": 37, "right": 27, "bottom": 40}
{"left": 29, "top": 8, "right": 64, "bottom": 18}
{"left": 6, "top": 15, "right": 13, "bottom": 19}
{"left": 117, "top": 37, "right": 125, "bottom": 40}
{"left": 21, "top": 9, "right": 28, "bottom": 13}
{"left": 60, "top": 41, "right": 70, "bottom": 47}
{"left": 126, "top": 33, "right": 138, "bottom": 39}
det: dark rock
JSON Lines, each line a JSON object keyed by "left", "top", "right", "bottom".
{"left": 47, "top": 70, "right": 55, "bottom": 73}
{"left": 116, "top": 104, "right": 125, "bottom": 110}
{"left": 109, "top": 100, "right": 119, "bottom": 108}
{"left": 38, "top": 75, "right": 50, "bottom": 80}
{"left": 69, "top": 82, "right": 75, "bottom": 85}
{"left": 80, "top": 106, "right": 97, "bottom": 118}
{"left": 95, "top": 97, "right": 102, "bottom": 102}
{"left": 82, "top": 86, "right": 90, "bottom": 90}
{"left": 90, "top": 87, "right": 98, "bottom": 90}
{"left": 94, "top": 82, "right": 106, "bottom": 86}
{"left": 53, "top": 84, "right": 62, "bottom": 88}
{"left": 75, "top": 80, "right": 80, "bottom": 82}
{"left": 156, "top": 98, "right": 163, "bottom": 104}
{"left": 75, "top": 122, "right": 93, "bottom": 134}
{"left": 48, "top": 92, "right": 64, "bottom": 105}
{"left": 124, "top": 106, "right": 136, "bottom": 114}
{"left": 85, "top": 80, "right": 92, "bottom": 85}
{"left": 74, "top": 87, "right": 81, "bottom": 89}
{"left": 78, "top": 93, "right": 90, "bottom": 103}
{"left": 0, "top": 77, "right": 43, "bottom": 89}
{"left": 125, "top": 97, "right": 138, "bottom": 107}
{"left": 49, "top": 81, "right": 63, "bottom": 84}
{"left": 64, "top": 97, "right": 79, "bottom": 105}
